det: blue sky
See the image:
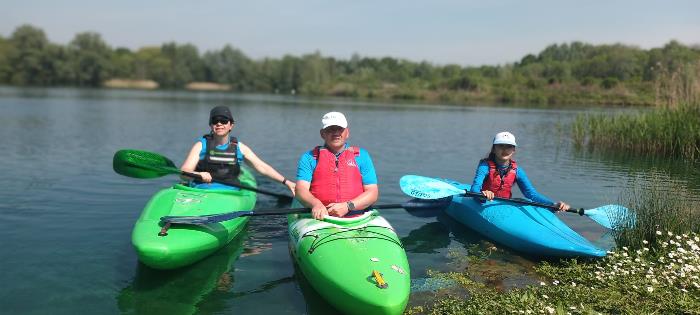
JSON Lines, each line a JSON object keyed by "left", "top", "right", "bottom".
{"left": 2, "top": 0, "right": 699, "bottom": 66}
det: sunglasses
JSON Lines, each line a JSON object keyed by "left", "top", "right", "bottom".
{"left": 210, "top": 118, "right": 231, "bottom": 125}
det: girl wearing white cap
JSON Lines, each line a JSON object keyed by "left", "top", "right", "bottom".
{"left": 470, "top": 131, "right": 570, "bottom": 211}
{"left": 180, "top": 106, "right": 296, "bottom": 195}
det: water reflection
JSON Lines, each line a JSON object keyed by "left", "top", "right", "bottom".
{"left": 230, "top": 276, "right": 295, "bottom": 298}
{"left": 292, "top": 262, "right": 345, "bottom": 315}
{"left": 401, "top": 222, "right": 450, "bottom": 254}
{"left": 117, "top": 230, "right": 248, "bottom": 315}
{"left": 404, "top": 212, "right": 543, "bottom": 293}
{"left": 401, "top": 210, "right": 490, "bottom": 255}
{"left": 573, "top": 146, "right": 700, "bottom": 194}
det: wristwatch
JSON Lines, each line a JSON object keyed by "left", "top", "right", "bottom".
{"left": 346, "top": 201, "right": 355, "bottom": 211}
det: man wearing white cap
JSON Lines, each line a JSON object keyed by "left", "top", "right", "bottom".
{"left": 469, "top": 131, "right": 570, "bottom": 211}
{"left": 295, "top": 112, "right": 379, "bottom": 219}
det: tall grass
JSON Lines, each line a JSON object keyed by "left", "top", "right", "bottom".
{"left": 572, "top": 106, "right": 700, "bottom": 160}
{"left": 572, "top": 61, "right": 700, "bottom": 161}
{"left": 613, "top": 174, "right": 700, "bottom": 250}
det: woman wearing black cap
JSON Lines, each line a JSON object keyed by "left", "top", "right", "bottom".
{"left": 180, "top": 106, "right": 296, "bottom": 195}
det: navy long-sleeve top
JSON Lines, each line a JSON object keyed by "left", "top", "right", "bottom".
{"left": 470, "top": 160, "right": 555, "bottom": 205}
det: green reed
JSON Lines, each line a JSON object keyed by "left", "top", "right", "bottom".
{"left": 572, "top": 105, "right": 700, "bottom": 161}
{"left": 572, "top": 61, "right": 700, "bottom": 161}
{"left": 612, "top": 174, "right": 700, "bottom": 250}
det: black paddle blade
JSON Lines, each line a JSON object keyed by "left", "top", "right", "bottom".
{"left": 113, "top": 149, "right": 179, "bottom": 179}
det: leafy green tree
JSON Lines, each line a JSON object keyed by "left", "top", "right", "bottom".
{"left": 518, "top": 54, "right": 537, "bottom": 67}
{"left": 440, "top": 64, "right": 462, "bottom": 79}
{"left": 254, "top": 57, "right": 279, "bottom": 91}
{"left": 2, "top": 24, "right": 699, "bottom": 106}
{"left": 448, "top": 73, "right": 480, "bottom": 91}
{"left": 275, "top": 55, "right": 302, "bottom": 93}
{"left": 413, "top": 61, "right": 436, "bottom": 81}
{"left": 644, "top": 40, "right": 700, "bottom": 81}
{"left": 110, "top": 47, "right": 136, "bottom": 79}
{"left": 43, "top": 43, "right": 73, "bottom": 85}
{"left": 160, "top": 42, "right": 205, "bottom": 88}
{"left": 537, "top": 42, "right": 593, "bottom": 63}
{"left": 0, "top": 36, "right": 15, "bottom": 83}
{"left": 573, "top": 44, "right": 643, "bottom": 81}
{"left": 133, "top": 47, "right": 171, "bottom": 84}
{"left": 542, "top": 61, "right": 571, "bottom": 84}
{"left": 69, "top": 32, "right": 112, "bottom": 86}
{"left": 8, "top": 24, "right": 51, "bottom": 85}
{"left": 479, "top": 65, "right": 500, "bottom": 79}
{"left": 203, "top": 45, "right": 254, "bottom": 90}
{"left": 299, "top": 52, "right": 331, "bottom": 94}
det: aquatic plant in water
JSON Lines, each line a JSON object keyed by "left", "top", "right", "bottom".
{"left": 408, "top": 231, "right": 700, "bottom": 314}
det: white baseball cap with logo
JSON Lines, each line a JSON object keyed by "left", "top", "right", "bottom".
{"left": 493, "top": 131, "right": 517, "bottom": 146}
{"left": 321, "top": 111, "right": 348, "bottom": 129}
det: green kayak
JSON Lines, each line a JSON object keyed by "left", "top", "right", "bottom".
{"left": 132, "top": 168, "right": 257, "bottom": 269}
{"left": 288, "top": 210, "right": 410, "bottom": 315}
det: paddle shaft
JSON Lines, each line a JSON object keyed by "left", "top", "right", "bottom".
{"left": 249, "top": 203, "right": 408, "bottom": 216}
{"left": 160, "top": 201, "right": 442, "bottom": 225}
{"left": 180, "top": 170, "right": 293, "bottom": 200}
{"left": 461, "top": 190, "right": 584, "bottom": 215}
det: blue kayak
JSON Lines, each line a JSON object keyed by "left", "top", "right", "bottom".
{"left": 442, "top": 179, "right": 606, "bottom": 258}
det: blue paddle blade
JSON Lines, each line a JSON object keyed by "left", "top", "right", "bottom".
{"left": 585, "top": 204, "right": 635, "bottom": 230}
{"left": 400, "top": 175, "right": 465, "bottom": 199}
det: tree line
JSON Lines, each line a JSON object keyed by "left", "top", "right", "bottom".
{"left": 1, "top": 24, "right": 699, "bottom": 105}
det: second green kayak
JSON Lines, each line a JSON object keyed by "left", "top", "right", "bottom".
{"left": 288, "top": 210, "right": 410, "bottom": 315}
{"left": 132, "top": 168, "right": 257, "bottom": 269}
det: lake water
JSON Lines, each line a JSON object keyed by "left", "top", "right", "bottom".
{"left": 1, "top": 87, "right": 698, "bottom": 314}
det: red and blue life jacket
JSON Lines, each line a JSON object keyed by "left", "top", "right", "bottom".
{"left": 309, "top": 146, "right": 364, "bottom": 207}
{"left": 482, "top": 159, "right": 517, "bottom": 199}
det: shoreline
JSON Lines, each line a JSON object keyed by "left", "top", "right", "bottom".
{"left": 1, "top": 83, "right": 654, "bottom": 108}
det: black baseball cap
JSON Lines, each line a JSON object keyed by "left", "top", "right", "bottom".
{"left": 209, "top": 106, "right": 234, "bottom": 122}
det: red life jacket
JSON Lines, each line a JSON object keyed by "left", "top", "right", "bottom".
{"left": 482, "top": 159, "right": 517, "bottom": 199}
{"left": 309, "top": 146, "right": 365, "bottom": 207}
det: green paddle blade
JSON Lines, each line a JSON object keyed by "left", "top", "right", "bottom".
{"left": 113, "top": 149, "right": 180, "bottom": 179}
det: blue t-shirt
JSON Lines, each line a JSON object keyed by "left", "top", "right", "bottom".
{"left": 296, "top": 144, "right": 378, "bottom": 185}
{"left": 470, "top": 160, "right": 554, "bottom": 205}
{"left": 192, "top": 136, "right": 244, "bottom": 190}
